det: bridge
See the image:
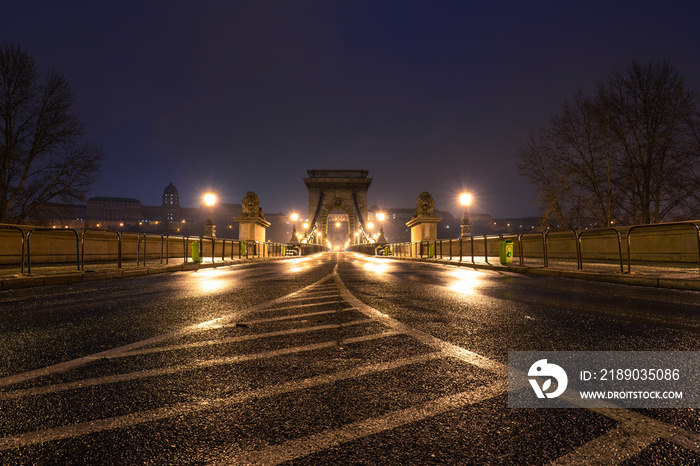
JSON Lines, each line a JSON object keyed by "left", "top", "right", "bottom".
{"left": 302, "top": 169, "right": 374, "bottom": 246}
{"left": 1, "top": 171, "right": 700, "bottom": 463}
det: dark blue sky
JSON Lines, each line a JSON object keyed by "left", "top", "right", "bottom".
{"left": 2, "top": 1, "right": 699, "bottom": 218}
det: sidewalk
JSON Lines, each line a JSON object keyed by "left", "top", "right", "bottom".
{"left": 0, "top": 256, "right": 289, "bottom": 290}
{"left": 382, "top": 255, "right": 700, "bottom": 291}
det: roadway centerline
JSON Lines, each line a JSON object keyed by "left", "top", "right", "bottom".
{"left": 333, "top": 266, "right": 508, "bottom": 375}
{"left": 333, "top": 260, "right": 700, "bottom": 461}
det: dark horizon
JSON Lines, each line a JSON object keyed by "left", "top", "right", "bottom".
{"left": 2, "top": 1, "right": 699, "bottom": 219}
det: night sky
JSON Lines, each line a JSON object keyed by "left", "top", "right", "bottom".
{"left": 2, "top": 1, "right": 699, "bottom": 219}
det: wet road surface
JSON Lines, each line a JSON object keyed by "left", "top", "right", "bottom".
{"left": 1, "top": 252, "right": 699, "bottom": 464}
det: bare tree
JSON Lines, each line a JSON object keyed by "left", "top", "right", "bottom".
{"left": 0, "top": 42, "right": 102, "bottom": 224}
{"left": 518, "top": 60, "right": 700, "bottom": 228}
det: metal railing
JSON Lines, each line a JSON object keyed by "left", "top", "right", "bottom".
{"left": 81, "top": 229, "right": 122, "bottom": 270}
{"left": 577, "top": 228, "right": 623, "bottom": 273}
{"left": 350, "top": 220, "right": 700, "bottom": 276}
{"left": 0, "top": 225, "right": 315, "bottom": 274}
{"left": 0, "top": 225, "right": 26, "bottom": 274}
{"left": 27, "top": 228, "right": 80, "bottom": 274}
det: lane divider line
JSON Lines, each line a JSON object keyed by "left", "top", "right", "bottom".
{"left": 334, "top": 261, "right": 700, "bottom": 459}
{"left": 333, "top": 267, "right": 508, "bottom": 376}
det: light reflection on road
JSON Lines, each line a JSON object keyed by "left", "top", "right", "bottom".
{"left": 447, "top": 267, "right": 484, "bottom": 296}
{"left": 353, "top": 254, "right": 393, "bottom": 275}
{"left": 190, "top": 268, "right": 234, "bottom": 294}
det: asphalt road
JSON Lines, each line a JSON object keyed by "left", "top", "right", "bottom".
{"left": 1, "top": 252, "right": 699, "bottom": 464}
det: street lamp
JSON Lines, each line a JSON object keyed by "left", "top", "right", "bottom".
{"left": 302, "top": 222, "right": 309, "bottom": 242}
{"left": 376, "top": 212, "right": 387, "bottom": 243}
{"left": 204, "top": 192, "right": 216, "bottom": 237}
{"left": 290, "top": 212, "right": 300, "bottom": 243}
{"left": 459, "top": 192, "right": 472, "bottom": 237}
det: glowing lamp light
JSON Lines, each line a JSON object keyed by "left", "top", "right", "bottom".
{"left": 367, "top": 222, "right": 374, "bottom": 230}
{"left": 204, "top": 192, "right": 217, "bottom": 206}
{"left": 460, "top": 193, "right": 472, "bottom": 207}
{"left": 291, "top": 212, "right": 299, "bottom": 222}
{"left": 303, "top": 222, "right": 309, "bottom": 230}
{"left": 377, "top": 212, "right": 386, "bottom": 222}
{"left": 335, "top": 222, "right": 341, "bottom": 228}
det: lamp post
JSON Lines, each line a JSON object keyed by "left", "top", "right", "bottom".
{"left": 204, "top": 192, "right": 216, "bottom": 237}
{"left": 290, "top": 213, "right": 299, "bottom": 243}
{"left": 377, "top": 212, "right": 387, "bottom": 243}
{"left": 459, "top": 192, "right": 472, "bottom": 237}
{"left": 367, "top": 221, "right": 374, "bottom": 243}
{"left": 302, "top": 222, "right": 309, "bottom": 242}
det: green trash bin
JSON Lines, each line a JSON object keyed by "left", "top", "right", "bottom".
{"left": 240, "top": 242, "right": 247, "bottom": 258}
{"left": 428, "top": 243, "right": 435, "bottom": 258}
{"left": 499, "top": 239, "right": 514, "bottom": 265}
{"left": 191, "top": 242, "right": 200, "bottom": 263}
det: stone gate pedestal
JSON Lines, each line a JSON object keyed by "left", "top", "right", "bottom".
{"left": 235, "top": 192, "right": 271, "bottom": 243}
{"left": 405, "top": 192, "right": 442, "bottom": 243}
{"left": 406, "top": 215, "right": 442, "bottom": 243}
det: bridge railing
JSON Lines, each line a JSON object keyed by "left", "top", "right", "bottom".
{"left": 349, "top": 220, "right": 700, "bottom": 276}
{"left": 0, "top": 225, "right": 310, "bottom": 274}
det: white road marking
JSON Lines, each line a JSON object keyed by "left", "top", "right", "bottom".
{"left": 284, "top": 293, "right": 342, "bottom": 301}
{"left": 0, "top": 320, "right": 375, "bottom": 400}
{"left": 345, "top": 258, "right": 700, "bottom": 461}
{"left": 548, "top": 423, "right": 659, "bottom": 465}
{"left": 226, "top": 379, "right": 509, "bottom": 466}
{"left": 333, "top": 268, "right": 508, "bottom": 376}
{"left": 0, "top": 275, "right": 337, "bottom": 388}
{"left": 5, "top": 259, "right": 699, "bottom": 463}
{"left": 0, "top": 349, "right": 435, "bottom": 450}
{"left": 120, "top": 318, "right": 371, "bottom": 357}
{"left": 259, "top": 300, "right": 347, "bottom": 312}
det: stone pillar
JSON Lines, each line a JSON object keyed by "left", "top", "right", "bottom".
{"left": 405, "top": 192, "right": 443, "bottom": 242}
{"left": 235, "top": 192, "right": 271, "bottom": 243}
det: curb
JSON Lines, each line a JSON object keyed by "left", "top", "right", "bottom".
{"left": 384, "top": 256, "right": 700, "bottom": 291}
{"left": 0, "top": 256, "right": 294, "bottom": 290}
